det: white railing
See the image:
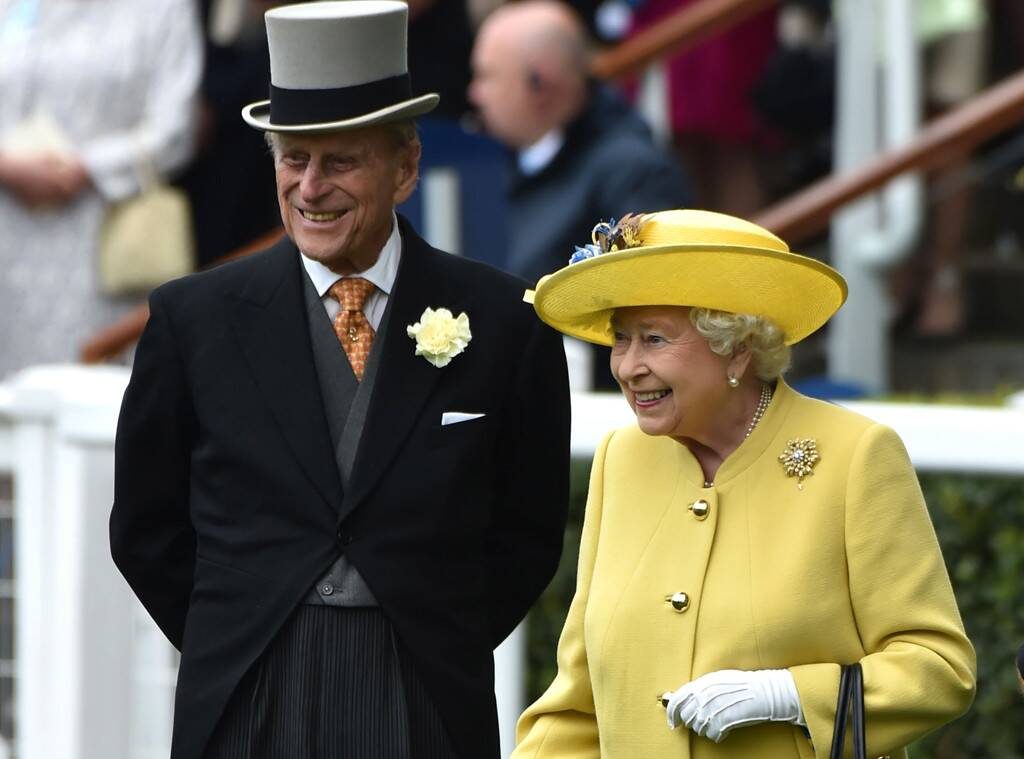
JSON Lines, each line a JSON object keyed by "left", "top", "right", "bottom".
{"left": 0, "top": 365, "right": 175, "bottom": 759}
{"left": 0, "top": 366, "right": 1021, "bottom": 759}
{"left": 571, "top": 392, "right": 1024, "bottom": 474}
{"left": 0, "top": 365, "right": 522, "bottom": 759}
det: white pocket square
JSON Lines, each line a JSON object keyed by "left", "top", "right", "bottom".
{"left": 441, "top": 411, "right": 486, "bottom": 426}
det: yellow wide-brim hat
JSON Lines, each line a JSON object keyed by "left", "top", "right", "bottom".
{"left": 527, "top": 209, "right": 847, "bottom": 346}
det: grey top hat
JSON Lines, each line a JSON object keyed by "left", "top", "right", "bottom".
{"left": 242, "top": 1, "right": 439, "bottom": 132}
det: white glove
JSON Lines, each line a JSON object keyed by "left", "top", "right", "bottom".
{"left": 665, "top": 668, "right": 806, "bottom": 742}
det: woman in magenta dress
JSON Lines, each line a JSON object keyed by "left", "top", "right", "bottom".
{"left": 629, "top": 0, "right": 778, "bottom": 215}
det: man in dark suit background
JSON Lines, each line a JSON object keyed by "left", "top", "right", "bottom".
{"left": 468, "top": 1, "right": 691, "bottom": 389}
{"left": 178, "top": 0, "right": 281, "bottom": 268}
{"left": 109, "top": 3, "right": 570, "bottom": 758}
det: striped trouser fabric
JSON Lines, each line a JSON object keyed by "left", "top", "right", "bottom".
{"left": 203, "top": 605, "right": 460, "bottom": 759}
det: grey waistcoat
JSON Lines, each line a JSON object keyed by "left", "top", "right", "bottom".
{"left": 301, "top": 269, "right": 390, "bottom": 607}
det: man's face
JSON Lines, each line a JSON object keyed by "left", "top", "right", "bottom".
{"left": 274, "top": 127, "right": 419, "bottom": 273}
{"left": 469, "top": 24, "right": 540, "bottom": 148}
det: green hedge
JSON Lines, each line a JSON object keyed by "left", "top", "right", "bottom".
{"left": 525, "top": 462, "right": 1024, "bottom": 758}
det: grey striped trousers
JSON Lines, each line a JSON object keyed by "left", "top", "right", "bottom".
{"left": 204, "top": 606, "right": 460, "bottom": 759}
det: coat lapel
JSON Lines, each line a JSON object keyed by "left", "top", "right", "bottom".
{"left": 343, "top": 219, "right": 461, "bottom": 511}
{"left": 227, "top": 237, "right": 344, "bottom": 515}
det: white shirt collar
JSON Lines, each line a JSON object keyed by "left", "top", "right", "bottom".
{"left": 300, "top": 213, "right": 401, "bottom": 297}
{"left": 517, "top": 129, "right": 565, "bottom": 176}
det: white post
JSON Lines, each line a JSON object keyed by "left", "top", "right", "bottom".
{"left": 10, "top": 414, "right": 54, "bottom": 759}
{"left": 828, "top": 0, "right": 921, "bottom": 392}
{"left": 830, "top": 0, "right": 886, "bottom": 391}
{"left": 636, "top": 62, "right": 672, "bottom": 146}
{"left": 422, "top": 167, "right": 462, "bottom": 256}
{"left": 563, "top": 336, "right": 594, "bottom": 393}
{"left": 494, "top": 623, "right": 525, "bottom": 757}
{"left": 0, "top": 365, "right": 140, "bottom": 759}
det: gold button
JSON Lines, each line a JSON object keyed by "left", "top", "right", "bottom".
{"left": 689, "top": 499, "right": 710, "bottom": 520}
{"left": 666, "top": 591, "right": 690, "bottom": 612}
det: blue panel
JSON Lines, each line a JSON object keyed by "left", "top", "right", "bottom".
{"left": 398, "top": 117, "right": 512, "bottom": 270}
{"left": 791, "top": 375, "right": 870, "bottom": 400}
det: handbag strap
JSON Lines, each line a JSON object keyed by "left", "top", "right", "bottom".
{"left": 829, "top": 663, "right": 867, "bottom": 759}
{"left": 849, "top": 664, "right": 867, "bottom": 759}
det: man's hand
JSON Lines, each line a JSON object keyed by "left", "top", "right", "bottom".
{"left": 665, "top": 668, "right": 805, "bottom": 742}
{"left": 0, "top": 150, "right": 90, "bottom": 208}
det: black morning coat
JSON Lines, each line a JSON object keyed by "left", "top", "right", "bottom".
{"left": 109, "top": 217, "right": 571, "bottom": 759}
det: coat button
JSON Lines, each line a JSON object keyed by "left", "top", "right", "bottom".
{"left": 321, "top": 583, "right": 334, "bottom": 596}
{"left": 666, "top": 591, "right": 690, "bottom": 612}
{"left": 689, "top": 499, "right": 710, "bottom": 520}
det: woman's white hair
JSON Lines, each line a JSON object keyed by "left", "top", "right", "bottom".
{"left": 690, "top": 308, "right": 791, "bottom": 381}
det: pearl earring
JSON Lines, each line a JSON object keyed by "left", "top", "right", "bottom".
{"left": 727, "top": 375, "right": 739, "bottom": 388}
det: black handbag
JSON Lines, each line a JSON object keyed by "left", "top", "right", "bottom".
{"left": 829, "top": 663, "right": 867, "bottom": 759}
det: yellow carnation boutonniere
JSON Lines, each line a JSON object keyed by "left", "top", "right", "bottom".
{"left": 407, "top": 307, "right": 472, "bottom": 368}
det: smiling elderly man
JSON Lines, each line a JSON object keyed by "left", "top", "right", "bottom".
{"left": 109, "top": 4, "right": 570, "bottom": 759}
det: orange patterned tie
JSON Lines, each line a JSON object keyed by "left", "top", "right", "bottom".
{"left": 329, "top": 277, "right": 376, "bottom": 380}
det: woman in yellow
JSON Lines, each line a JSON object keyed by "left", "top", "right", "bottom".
{"left": 515, "top": 209, "right": 975, "bottom": 758}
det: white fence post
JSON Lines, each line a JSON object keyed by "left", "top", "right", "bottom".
{"left": 9, "top": 407, "right": 54, "bottom": 759}
{"left": 422, "top": 167, "right": 463, "bottom": 256}
{"left": 829, "top": 0, "right": 922, "bottom": 392}
{"left": 494, "top": 623, "right": 525, "bottom": 757}
{"left": 0, "top": 365, "right": 144, "bottom": 759}
{"left": 636, "top": 61, "right": 672, "bottom": 146}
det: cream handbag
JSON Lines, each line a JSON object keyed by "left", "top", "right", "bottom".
{"left": 98, "top": 155, "right": 195, "bottom": 295}
{"left": 2, "top": 112, "right": 194, "bottom": 294}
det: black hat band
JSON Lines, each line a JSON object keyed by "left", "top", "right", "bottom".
{"left": 269, "top": 73, "right": 412, "bottom": 125}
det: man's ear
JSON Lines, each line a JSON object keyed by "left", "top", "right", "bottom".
{"left": 393, "top": 139, "right": 422, "bottom": 205}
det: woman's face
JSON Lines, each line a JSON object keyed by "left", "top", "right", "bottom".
{"left": 610, "top": 306, "right": 732, "bottom": 441}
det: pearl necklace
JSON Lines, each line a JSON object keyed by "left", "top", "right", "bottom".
{"left": 744, "top": 383, "right": 773, "bottom": 439}
{"left": 703, "top": 383, "right": 774, "bottom": 487}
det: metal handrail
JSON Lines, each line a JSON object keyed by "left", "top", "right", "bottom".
{"left": 754, "top": 68, "right": 1024, "bottom": 244}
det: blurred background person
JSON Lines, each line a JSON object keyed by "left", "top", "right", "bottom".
{"left": 468, "top": 0, "right": 691, "bottom": 389}
{"left": 0, "top": 0, "right": 202, "bottom": 380}
{"left": 628, "top": 0, "right": 779, "bottom": 216}
{"left": 749, "top": 0, "right": 836, "bottom": 199}
{"left": 894, "top": 0, "right": 989, "bottom": 337}
{"left": 407, "top": 0, "right": 475, "bottom": 121}
{"left": 178, "top": 0, "right": 281, "bottom": 269}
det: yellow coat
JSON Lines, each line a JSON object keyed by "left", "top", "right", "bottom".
{"left": 514, "top": 380, "right": 975, "bottom": 759}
